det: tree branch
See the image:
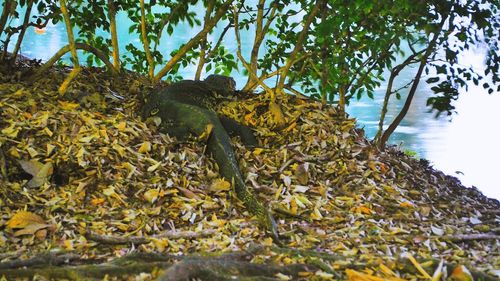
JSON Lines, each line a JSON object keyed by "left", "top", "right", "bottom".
{"left": 140, "top": 0, "right": 155, "bottom": 79}
{"left": 276, "top": 0, "right": 322, "bottom": 95}
{"left": 29, "top": 43, "right": 117, "bottom": 82}
{"left": 153, "top": 0, "right": 232, "bottom": 83}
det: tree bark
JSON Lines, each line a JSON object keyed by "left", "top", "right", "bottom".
{"left": 0, "top": 0, "right": 15, "bottom": 38}
{"left": 140, "top": 0, "right": 155, "bottom": 79}
{"left": 108, "top": 0, "right": 120, "bottom": 71}
{"left": 58, "top": 0, "right": 80, "bottom": 95}
{"left": 194, "top": 0, "right": 215, "bottom": 80}
{"left": 374, "top": 49, "right": 424, "bottom": 145}
{"left": 233, "top": 4, "right": 274, "bottom": 98}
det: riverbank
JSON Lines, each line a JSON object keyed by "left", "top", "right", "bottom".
{"left": 0, "top": 64, "right": 499, "bottom": 280}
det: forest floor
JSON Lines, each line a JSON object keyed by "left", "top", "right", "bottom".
{"left": 0, "top": 62, "right": 499, "bottom": 280}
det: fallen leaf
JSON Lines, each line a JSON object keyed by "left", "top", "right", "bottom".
{"left": 17, "top": 160, "right": 53, "bottom": 188}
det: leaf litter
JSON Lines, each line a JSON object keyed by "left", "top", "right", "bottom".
{"left": 0, "top": 68, "right": 498, "bottom": 280}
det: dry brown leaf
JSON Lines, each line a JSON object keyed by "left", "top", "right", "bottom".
{"left": 17, "top": 160, "right": 53, "bottom": 188}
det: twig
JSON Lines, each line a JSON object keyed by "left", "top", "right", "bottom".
{"left": 86, "top": 229, "right": 217, "bottom": 245}
{"left": 440, "top": 233, "right": 500, "bottom": 242}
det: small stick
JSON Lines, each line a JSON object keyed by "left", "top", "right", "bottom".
{"left": 86, "top": 229, "right": 217, "bottom": 245}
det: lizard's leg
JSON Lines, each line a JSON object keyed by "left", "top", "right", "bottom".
{"left": 218, "top": 115, "right": 258, "bottom": 147}
{"left": 162, "top": 125, "right": 191, "bottom": 141}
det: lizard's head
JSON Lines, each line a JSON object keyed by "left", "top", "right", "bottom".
{"left": 141, "top": 92, "right": 161, "bottom": 120}
{"left": 204, "top": 75, "right": 236, "bottom": 97}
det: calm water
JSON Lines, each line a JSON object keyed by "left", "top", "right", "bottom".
{"left": 4, "top": 8, "right": 500, "bottom": 200}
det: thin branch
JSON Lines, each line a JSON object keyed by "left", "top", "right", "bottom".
{"left": 243, "top": 52, "right": 312, "bottom": 92}
{"left": 379, "top": 16, "right": 447, "bottom": 148}
{"left": 195, "top": 0, "right": 216, "bottom": 80}
{"left": 9, "top": 0, "right": 33, "bottom": 64}
{"left": 153, "top": 0, "right": 232, "bottom": 83}
{"left": 58, "top": 0, "right": 80, "bottom": 95}
{"left": 233, "top": 4, "right": 274, "bottom": 98}
{"left": 243, "top": 0, "right": 278, "bottom": 90}
{"left": 140, "top": 0, "right": 155, "bottom": 79}
{"left": 86, "top": 229, "right": 217, "bottom": 245}
{"left": 29, "top": 43, "right": 117, "bottom": 81}
{"left": 276, "top": 0, "right": 322, "bottom": 95}
{"left": 0, "top": 0, "right": 15, "bottom": 37}
{"left": 108, "top": 0, "right": 120, "bottom": 71}
{"left": 373, "top": 49, "right": 424, "bottom": 144}
{"left": 440, "top": 233, "right": 500, "bottom": 242}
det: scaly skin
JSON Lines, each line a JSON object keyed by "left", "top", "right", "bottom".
{"left": 141, "top": 76, "right": 279, "bottom": 241}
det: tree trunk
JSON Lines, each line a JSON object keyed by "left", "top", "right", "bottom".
{"left": 276, "top": 0, "right": 322, "bottom": 95}
{"left": 378, "top": 18, "right": 446, "bottom": 148}
{"left": 374, "top": 70, "right": 397, "bottom": 143}
{"left": 108, "top": 0, "right": 120, "bottom": 72}
{"left": 58, "top": 0, "right": 80, "bottom": 95}
{"left": 195, "top": 0, "right": 215, "bottom": 80}
{"left": 0, "top": 0, "right": 15, "bottom": 37}
{"left": 140, "top": 0, "right": 155, "bottom": 79}
{"left": 9, "top": 0, "right": 34, "bottom": 65}
{"left": 374, "top": 49, "right": 424, "bottom": 145}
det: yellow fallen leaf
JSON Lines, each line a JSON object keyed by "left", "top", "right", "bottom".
{"left": 76, "top": 147, "right": 87, "bottom": 167}
{"left": 210, "top": 178, "right": 231, "bottom": 192}
{"left": 283, "top": 121, "right": 296, "bottom": 132}
{"left": 400, "top": 201, "right": 414, "bottom": 208}
{"left": 310, "top": 207, "right": 323, "bottom": 220}
{"left": 244, "top": 111, "right": 257, "bottom": 126}
{"left": 147, "top": 161, "right": 162, "bottom": 172}
{"left": 294, "top": 163, "right": 309, "bottom": 185}
{"left": 350, "top": 205, "right": 373, "bottom": 215}
{"left": 43, "top": 127, "right": 53, "bottom": 137}
{"left": 138, "top": 141, "right": 152, "bottom": 153}
{"left": 7, "top": 211, "right": 46, "bottom": 229}
{"left": 275, "top": 273, "right": 291, "bottom": 280}
{"left": 178, "top": 187, "right": 199, "bottom": 199}
{"left": 346, "top": 269, "right": 384, "bottom": 281}
{"left": 405, "top": 253, "right": 431, "bottom": 279}
{"left": 450, "top": 265, "right": 473, "bottom": 281}
{"left": 198, "top": 123, "right": 213, "bottom": 142}
{"left": 144, "top": 189, "right": 160, "bottom": 203}
{"left": 112, "top": 143, "right": 125, "bottom": 157}
{"left": 116, "top": 121, "right": 127, "bottom": 131}
{"left": 151, "top": 238, "right": 168, "bottom": 252}
{"left": 46, "top": 144, "right": 55, "bottom": 156}
{"left": 315, "top": 270, "right": 334, "bottom": 279}
{"left": 27, "top": 147, "right": 39, "bottom": 158}
{"left": 9, "top": 147, "right": 20, "bottom": 158}
{"left": 90, "top": 198, "right": 105, "bottom": 206}
{"left": 58, "top": 100, "right": 80, "bottom": 110}
{"left": 1, "top": 123, "right": 20, "bottom": 138}
{"left": 7, "top": 211, "right": 54, "bottom": 238}
{"left": 262, "top": 237, "right": 273, "bottom": 246}
{"left": 119, "top": 162, "right": 136, "bottom": 178}
{"left": 253, "top": 147, "right": 264, "bottom": 156}
{"left": 379, "top": 263, "right": 397, "bottom": 277}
